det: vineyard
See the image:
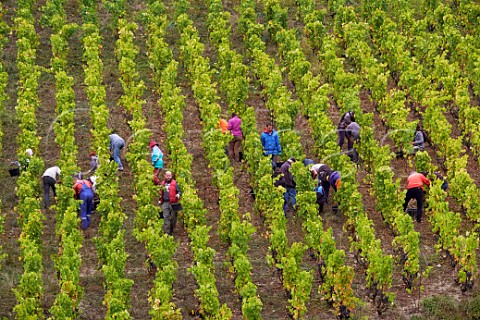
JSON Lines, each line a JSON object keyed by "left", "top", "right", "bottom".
{"left": 1, "top": 0, "right": 480, "bottom": 319}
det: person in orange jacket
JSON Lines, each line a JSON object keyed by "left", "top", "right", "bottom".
{"left": 403, "top": 171, "right": 431, "bottom": 223}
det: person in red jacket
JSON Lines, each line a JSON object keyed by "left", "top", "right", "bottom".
{"left": 403, "top": 171, "right": 431, "bottom": 223}
{"left": 159, "top": 171, "right": 181, "bottom": 235}
{"left": 73, "top": 175, "right": 95, "bottom": 229}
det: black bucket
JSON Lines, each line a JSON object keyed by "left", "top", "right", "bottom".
{"left": 9, "top": 168, "right": 20, "bottom": 177}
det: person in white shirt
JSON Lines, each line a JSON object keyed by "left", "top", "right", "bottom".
{"left": 42, "top": 166, "right": 61, "bottom": 209}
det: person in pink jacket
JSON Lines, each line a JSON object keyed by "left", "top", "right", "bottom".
{"left": 228, "top": 113, "right": 243, "bottom": 162}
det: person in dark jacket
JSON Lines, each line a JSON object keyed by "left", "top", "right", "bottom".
{"left": 73, "top": 175, "right": 95, "bottom": 230}
{"left": 280, "top": 158, "right": 297, "bottom": 216}
{"left": 346, "top": 121, "right": 361, "bottom": 163}
{"left": 337, "top": 111, "right": 355, "bottom": 148}
{"left": 310, "top": 163, "right": 333, "bottom": 201}
{"left": 434, "top": 171, "right": 448, "bottom": 191}
{"left": 159, "top": 171, "right": 181, "bottom": 235}
{"left": 315, "top": 181, "right": 327, "bottom": 213}
{"left": 261, "top": 124, "right": 282, "bottom": 169}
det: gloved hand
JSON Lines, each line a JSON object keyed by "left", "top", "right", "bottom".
{"left": 278, "top": 151, "right": 282, "bottom": 156}
{"left": 175, "top": 194, "right": 180, "bottom": 199}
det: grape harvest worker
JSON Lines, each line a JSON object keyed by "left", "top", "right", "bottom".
{"left": 88, "top": 151, "right": 99, "bottom": 173}
{"left": 412, "top": 124, "right": 425, "bottom": 153}
{"left": 280, "top": 158, "right": 297, "bottom": 217}
{"left": 149, "top": 141, "right": 164, "bottom": 185}
{"left": 337, "top": 111, "right": 355, "bottom": 149}
{"left": 42, "top": 165, "right": 61, "bottom": 209}
{"left": 403, "top": 171, "right": 431, "bottom": 223}
{"left": 261, "top": 123, "right": 282, "bottom": 169}
{"left": 311, "top": 163, "right": 334, "bottom": 201}
{"left": 228, "top": 113, "right": 243, "bottom": 162}
{"left": 219, "top": 118, "right": 228, "bottom": 134}
{"left": 109, "top": 132, "right": 125, "bottom": 171}
{"left": 159, "top": 171, "right": 182, "bottom": 235}
{"left": 73, "top": 174, "right": 95, "bottom": 230}
{"left": 346, "top": 120, "right": 361, "bottom": 163}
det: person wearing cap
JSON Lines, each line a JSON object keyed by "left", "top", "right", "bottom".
{"left": 109, "top": 132, "right": 125, "bottom": 171}
{"left": 42, "top": 165, "right": 61, "bottom": 209}
{"left": 228, "top": 113, "right": 243, "bottom": 162}
{"left": 280, "top": 158, "right": 297, "bottom": 216}
{"left": 73, "top": 175, "right": 95, "bottom": 230}
{"left": 403, "top": 171, "right": 431, "bottom": 223}
{"left": 159, "top": 171, "right": 181, "bottom": 235}
{"left": 150, "top": 141, "right": 164, "bottom": 185}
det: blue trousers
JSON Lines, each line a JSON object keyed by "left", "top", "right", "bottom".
{"left": 79, "top": 190, "right": 94, "bottom": 229}
{"left": 283, "top": 187, "right": 297, "bottom": 215}
{"left": 112, "top": 143, "right": 124, "bottom": 170}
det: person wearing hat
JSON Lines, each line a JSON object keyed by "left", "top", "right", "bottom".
{"left": 150, "top": 141, "right": 164, "bottom": 185}
{"left": 279, "top": 158, "right": 297, "bottom": 216}
{"left": 73, "top": 174, "right": 95, "bottom": 230}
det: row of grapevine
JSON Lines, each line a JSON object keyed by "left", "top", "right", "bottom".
{"left": 145, "top": 7, "right": 234, "bottom": 317}
{"left": 237, "top": 0, "right": 359, "bottom": 317}
{"left": 193, "top": 0, "right": 266, "bottom": 317}
{"left": 115, "top": 13, "right": 182, "bottom": 318}
{"left": 40, "top": 0, "right": 84, "bottom": 317}
{"left": 80, "top": 0, "right": 134, "bottom": 317}
{"left": 263, "top": 0, "right": 397, "bottom": 314}
{"left": 358, "top": 4, "right": 479, "bottom": 291}
{"left": 234, "top": 0, "right": 327, "bottom": 317}
{"left": 314, "top": 5, "right": 423, "bottom": 293}
{"left": 12, "top": 0, "right": 46, "bottom": 318}
{"left": 0, "top": 2, "right": 8, "bottom": 271}
{"left": 175, "top": 0, "right": 258, "bottom": 316}
{"left": 405, "top": 10, "right": 480, "bottom": 291}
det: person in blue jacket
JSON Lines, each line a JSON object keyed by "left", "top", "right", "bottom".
{"left": 150, "top": 140, "right": 164, "bottom": 185}
{"left": 261, "top": 124, "right": 282, "bottom": 169}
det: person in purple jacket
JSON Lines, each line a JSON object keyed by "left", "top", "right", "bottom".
{"left": 228, "top": 113, "right": 243, "bottom": 162}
